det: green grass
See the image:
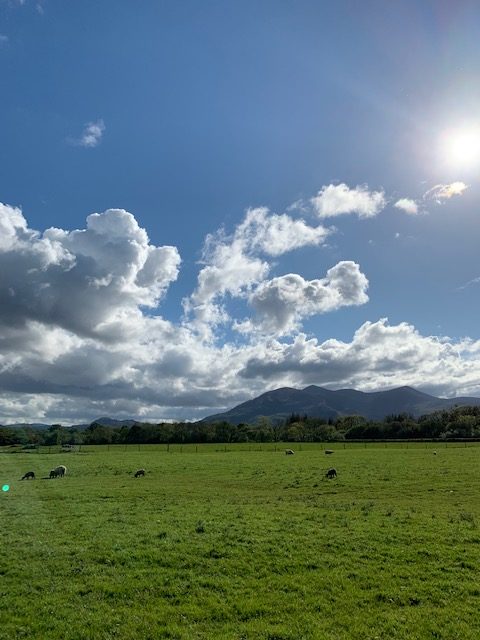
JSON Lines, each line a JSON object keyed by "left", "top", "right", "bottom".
{"left": 1, "top": 444, "right": 479, "bottom": 639}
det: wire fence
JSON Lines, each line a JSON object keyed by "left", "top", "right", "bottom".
{"left": 3, "top": 439, "right": 480, "bottom": 455}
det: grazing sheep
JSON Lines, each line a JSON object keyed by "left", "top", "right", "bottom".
{"left": 54, "top": 465, "right": 67, "bottom": 477}
{"left": 21, "top": 471, "right": 35, "bottom": 480}
{"left": 325, "top": 449, "right": 334, "bottom": 455}
{"left": 433, "top": 451, "right": 437, "bottom": 455}
{"left": 134, "top": 469, "right": 146, "bottom": 477}
{"left": 49, "top": 469, "right": 58, "bottom": 479}
{"left": 285, "top": 449, "right": 295, "bottom": 455}
{"left": 325, "top": 467, "right": 337, "bottom": 479}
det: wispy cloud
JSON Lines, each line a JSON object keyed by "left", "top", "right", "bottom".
{"left": 424, "top": 182, "right": 468, "bottom": 203}
{"left": 394, "top": 198, "right": 418, "bottom": 215}
{"left": 311, "top": 183, "right": 386, "bottom": 219}
{"left": 0, "top": 35, "right": 9, "bottom": 45}
{"left": 458, "top": 276, "right": 480, "bottom": 291}
{"left": 71, "top": 119, "right": 105, "bottom": 148}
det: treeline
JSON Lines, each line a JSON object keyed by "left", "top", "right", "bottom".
{"left": 2, "top": 405, "right": 480, "bottom": 446}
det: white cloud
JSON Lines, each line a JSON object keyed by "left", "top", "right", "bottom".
{"left": 1, "top": 201, "right": 479, "bottom": 424}
{"left": 0, "top": 204, "right": 180, "bottom": 339}
{"left": 458, "top": 276, "right": 480, "bottom": 291}
{"left": 184, "top": 206, "right": 331, "bottom": 338}
{"left": 236, "top": 207, "right": 330, "bottom": 256}
{"left": 72, "top": 119, "right": 105, "bottom": 148}
{"left": 424, "top": 182, "right": 468, "bottom": 202}
{"left": 241, "top": 261, "right": 369, "bottom": 334}
{"left": 311, "top": 183, "right": 386, "bottom": 218}
{"left": 239, "top": 318, "right": 480, "bottom": 398}
{"left": 394, "top": 198, "right": 418, "bottom": 215}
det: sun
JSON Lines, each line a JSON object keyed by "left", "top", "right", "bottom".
{"left": 441, "top": 126, "right": 480, "bottom": 169}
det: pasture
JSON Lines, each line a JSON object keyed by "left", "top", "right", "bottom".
{"left": 1, "top": 443, "right": 479, "bottom": 639}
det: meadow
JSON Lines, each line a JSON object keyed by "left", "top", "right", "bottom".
{"left": 1, "top": 443, "right": 479, "bottom": 639}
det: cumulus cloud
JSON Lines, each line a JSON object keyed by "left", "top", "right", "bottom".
{"left": 72, "top": 119, "right": 105, "bottom": 148}
{"left": 424, "top": 182, "right": 468, "bottom": 202}
{"left": 0, "top": 203, "right": 180, "bottom": 339}
{"left": 236, "top": 207, "right": 330, "bottom": 256}
{"left": 394, "top": 198, "right": 418, "bottom": 215}
{"left": 240, "top": 261, "right": 369, "bottom": 334}
{"left": 311, "top": 183, "right": 386, "bottom": 218}
{"left": 185, "top": 206, "right": 330, "bottom": 337}
{"left": 1, "top": 200, "right": 479, "bottom": 424}
{"left": 239, "top": 318, "right": 480, "bottom": 398}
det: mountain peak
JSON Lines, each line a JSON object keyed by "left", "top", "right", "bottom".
{"left": 201, "top": 385, "right": 480, "bottom": 425}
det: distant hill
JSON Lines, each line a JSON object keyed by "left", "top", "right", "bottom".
{"left": 1, "top": 422, "right": 51, "bottom": 430}
{"left": 201, "top": 385, "right": 480, "bottom": 425}
{"left": 2, "top": 417, "right": 138, "bottom": 430}
{"left": 88, "top": 417, "right": 138, "bottom": 428}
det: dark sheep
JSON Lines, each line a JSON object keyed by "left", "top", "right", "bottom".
{"left": 54, "top": 465, "right": 67, "bottom": 477}
{"left": 134, "top": 469, "right": 146, "bottom": 477}
{"left": 21, "top": 471, "right": 35, "bottom": 480}
{"left": 325, "top": 468, "right": 337, "bottom": 479}
{"left": 49, "top": 469, "right": 58, "bottom": 479}
{"left": 285, "top": 449, "right": 295, "bottom": 455}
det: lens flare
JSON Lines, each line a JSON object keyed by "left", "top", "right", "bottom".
{"left": 2, "top": 484, "right": 10, "bottom": 492}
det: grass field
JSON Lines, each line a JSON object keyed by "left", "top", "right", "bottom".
{"left": 1, "top": 443, "right": 479, "bottom": 639}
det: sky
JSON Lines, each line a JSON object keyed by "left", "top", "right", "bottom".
{"left": 1, "top": 0, "right": 480, "bottom": 424}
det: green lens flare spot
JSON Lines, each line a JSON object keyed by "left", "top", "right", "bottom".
{"left": 2, "top": 485, "right": 10, "bottom": 492}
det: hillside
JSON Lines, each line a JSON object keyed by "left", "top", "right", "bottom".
{"left": 202, "top": 385, "right": 480, "bottom": 425}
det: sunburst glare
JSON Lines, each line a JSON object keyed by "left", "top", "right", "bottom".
{"left": 441, "top": 126, "right": 480, "bottom": 169}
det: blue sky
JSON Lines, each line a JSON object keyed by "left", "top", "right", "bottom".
{"left": 1, "top": 1, "right": 480, "bottom": 423}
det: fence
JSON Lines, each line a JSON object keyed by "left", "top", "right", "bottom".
{"left": 2, "top": 439, "right": 478, "bottom": 455}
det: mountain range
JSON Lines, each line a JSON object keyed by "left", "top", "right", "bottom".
{"left": 1, "top": 417, "right": 137, "bottom": 430}
{"left": 201, "top": 385, "right": 480, "bottom": 425}
{"left": 3, "top": 386, "right": 480, "bottom": 429}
